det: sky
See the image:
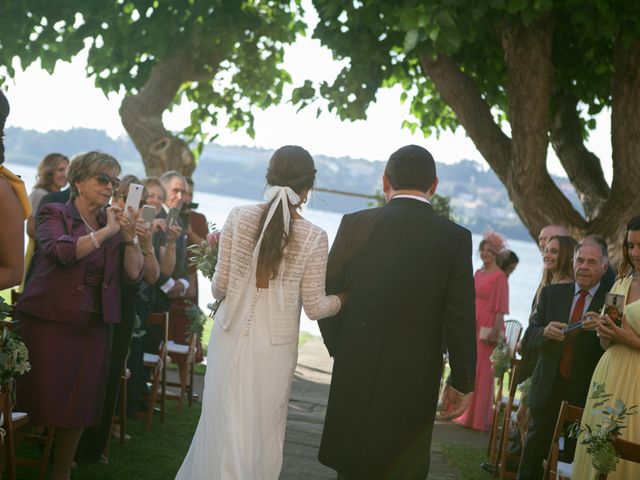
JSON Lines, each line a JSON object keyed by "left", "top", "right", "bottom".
{"left": 1, "top": 3, "right": 614, "bottom": 182}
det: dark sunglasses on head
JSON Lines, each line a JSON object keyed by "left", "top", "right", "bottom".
{"left": 95, "top": 172, "right": 121, "bottom": 189}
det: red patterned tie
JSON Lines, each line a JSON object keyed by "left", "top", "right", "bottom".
{"left": 559, "top": 289, "right": 589, "bottom": 379}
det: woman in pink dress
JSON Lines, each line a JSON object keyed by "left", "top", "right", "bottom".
{"left": 456, "top": 231, "right": 510, "bottom": 431}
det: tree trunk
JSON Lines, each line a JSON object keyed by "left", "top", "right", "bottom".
{"left": 549, "top": 92, "right": 610, "bottom": 219}
{"left": 500, "top": 17, "right": 587, "bottom": 240}
{"left": 589, "top": 34, "right": 640, "bottom": 263}
{"left": 119, "top": 49, "right": 219, "bottom": 177}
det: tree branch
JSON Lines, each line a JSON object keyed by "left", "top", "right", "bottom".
{"left": 419, "top": 53, "right": 512, "bottom": 183}
{"left": 549, "top": 91, "right": 609, "bottom": 219}
{"left": 119, "top": 49, "right": 220, "bottom": 176}
{"left": 591, "top": 33, "right": 640, "bottom": 245}
{"left": 500, "top": 16, "right": 586, "bottom": 237}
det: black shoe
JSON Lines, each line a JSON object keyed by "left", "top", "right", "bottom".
{"left": 480, "top": 462, "right": 497, "bottom": 475}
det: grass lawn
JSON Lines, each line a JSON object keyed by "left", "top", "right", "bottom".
{"left": 16, "top": 399, "right": 200, "bottom": 480}
{"left": 441, "top": 442, "right": 494, "bottom": 480}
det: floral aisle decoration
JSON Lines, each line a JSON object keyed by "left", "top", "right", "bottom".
{"left": 0, "top": 296, "right": 31, "bottom": 442}
{"left": 490, "top": 338, "right": 510, "bottom": 379}
{"left": 187, "top": 224, "right": 221, "bottom": 318}
{"left": 569, "top": 382, "right": 638, "bottom": 478}
{"left": 185, "top": 303, "right": 208, "bottom": 341}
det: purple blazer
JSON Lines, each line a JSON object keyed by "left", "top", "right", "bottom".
{"left": 18, "top": 200, "right": 131, "bottom": 324}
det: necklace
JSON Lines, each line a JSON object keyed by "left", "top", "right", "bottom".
{"left": 78, "top": 212, "right": 97, "bottom": 233}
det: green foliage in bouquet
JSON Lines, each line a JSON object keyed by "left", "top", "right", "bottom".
{"left": 569, "top": 382, "right": 638, "bottom": 476}
{"left": 188, "top": 223, "right": 219, "bottom": 280}
{"left": 490, "top": 339, "right": 510, "bottom": 379}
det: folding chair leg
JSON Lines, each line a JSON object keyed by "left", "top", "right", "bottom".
{"left": 188, "top": 361, "right": 195, "bottom": 407}
{"left": 38, "top": 427, "right": 55, "bottom": 480}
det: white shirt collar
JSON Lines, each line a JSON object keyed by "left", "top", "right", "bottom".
{"left": 392, "top": 194, "right": 431, "bottom": 205}
{"left": 575, "top": 282, "right": 600, "bottom": 298}
{"left": 162, "top": 204, "right": 170, "bottom": 213}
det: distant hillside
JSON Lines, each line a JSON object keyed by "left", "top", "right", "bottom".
{"left": 4, "top": 127, "right": 581, "bottom": 241}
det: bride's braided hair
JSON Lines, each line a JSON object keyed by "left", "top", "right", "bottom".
{"left": 257, "top": 146, "right": 316, "bottom": 279}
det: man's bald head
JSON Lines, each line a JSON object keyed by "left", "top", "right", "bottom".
{"left": 538, "top": 224, "right": 569, "bottom": 252}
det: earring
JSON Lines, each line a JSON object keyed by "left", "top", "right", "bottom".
{"left": 302, "top": 197, "right": 307, "bottom": 204}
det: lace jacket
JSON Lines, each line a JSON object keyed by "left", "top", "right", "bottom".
{"left": 212, "top": 204, "right": 341, "bottom": 345}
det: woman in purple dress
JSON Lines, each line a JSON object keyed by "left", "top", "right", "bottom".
{"left": 455, "top": 231, "right": 510, "bottom": 431}
{"left": 16, "top": 151, "right": 143, "bottom": 480}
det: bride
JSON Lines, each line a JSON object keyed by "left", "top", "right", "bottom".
{"left": 176, "top": 145, "right": 346, "bottom": 479}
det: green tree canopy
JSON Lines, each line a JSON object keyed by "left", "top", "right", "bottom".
{"left": 0, "top": 0, "right": 305, "bottom": 175}
{"left": 299, "top": 0, "right": 640, "bottom": 248}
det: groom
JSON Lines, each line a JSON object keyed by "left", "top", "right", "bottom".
{"left": 318, "top": 145, "right": 477, "bottom": 479}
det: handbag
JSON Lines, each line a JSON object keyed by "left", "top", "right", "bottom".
{"left": 479, "top": 326, "right": 504, "bottom": 341}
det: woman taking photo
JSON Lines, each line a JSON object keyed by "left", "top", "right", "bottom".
{"left": 15, "top": 151, "right": 143, "bottom": 480}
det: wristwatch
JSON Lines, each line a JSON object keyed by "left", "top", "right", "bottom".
{"left": 124, "top": 236, "right": 139, "bottom": 247}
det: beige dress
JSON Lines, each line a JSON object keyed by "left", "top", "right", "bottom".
{"left": 572, "top": 276, "right": 640, "bottom": 479}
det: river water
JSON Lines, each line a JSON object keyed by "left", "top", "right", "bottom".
{"left": 7, "top": 162, "right": 541, "bottom": 335}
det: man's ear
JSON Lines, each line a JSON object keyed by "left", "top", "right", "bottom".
{"left": 382, "top": 174, "right": 391, "bottom": 194}
{"left": 427, "top": 177, "right": 439, "bottom": 198}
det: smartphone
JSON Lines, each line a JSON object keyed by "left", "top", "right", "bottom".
{"left": 562, "top": 321, "right": 583, "bottom": 334}
{"left": 166, "top": 207, "right": 181, "bottom": 228}
{"left": 125, "top": 183, "right": 144, "bottom": 215}
{"left": 141, "top": 204, "right": 156, "bottom": 225}
{"left": 602, "top": 292, "right": 625, "bottom": 327}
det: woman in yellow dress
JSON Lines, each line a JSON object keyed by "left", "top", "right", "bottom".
{"left": 572, "top": 217, "right": 640, "bottom": 479}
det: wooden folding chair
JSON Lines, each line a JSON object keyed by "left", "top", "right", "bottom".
{"left": 166, "top": 333, "right": 197, "bottom": 412}
{"left": 543, "top": 401, "right": 584, "bottom": 480}
{"left": 140, "top": 312, "right": 169, "bottom": 431}
{"left": 487, "top": 319, "right": 523, "bottom": 474}
{"left": 103, "top": 363, "right": 130, "bottom": 460}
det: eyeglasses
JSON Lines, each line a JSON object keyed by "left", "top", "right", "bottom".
{"left": 95, "top": 172, "right": 121, "bottom": 189}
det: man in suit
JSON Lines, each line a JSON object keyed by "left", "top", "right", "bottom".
{"left": 517, "top": 237, "right": 609, "bottom": 480}
{"left": 152, "top": 171, "right": 189, "bottom": 311}
{"left": 318, "top": 145, "right": 477, "bottom": 479}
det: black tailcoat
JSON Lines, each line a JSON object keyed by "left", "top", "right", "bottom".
{"left": 318, "top": 197, "right": 476, "bottom": 479}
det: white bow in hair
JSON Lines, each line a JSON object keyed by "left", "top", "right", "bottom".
{"left": 262, "top": 186, "right": 300, "bottom": 238}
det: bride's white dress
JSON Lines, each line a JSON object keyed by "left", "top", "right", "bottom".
{"left": 176, "top": 200, "right": 340, "bottom": 480}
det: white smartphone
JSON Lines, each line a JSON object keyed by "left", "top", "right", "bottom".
{"left": 125, "top": 183, "right": 144, "bottom": 215}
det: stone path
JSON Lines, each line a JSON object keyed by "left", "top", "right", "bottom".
{"left": 279, "top": 336, "right": 488, "bottom": 480}
{"left": 180, "top": 335, "right": 488, "bottom": 479}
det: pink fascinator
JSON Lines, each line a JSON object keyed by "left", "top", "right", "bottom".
{"left": 483, "top": 230, "right": 508, "bottom": 259}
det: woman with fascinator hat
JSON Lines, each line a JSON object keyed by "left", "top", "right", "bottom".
{"left": 176, "top": 145, "right": 347, "bottom": 479}
{"left": 455, "top": 230, "right": 510, "bottom": 431}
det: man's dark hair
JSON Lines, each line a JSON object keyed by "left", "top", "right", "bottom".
{"left": 0, "top": 90, "right": 9, "bottom": 165}
{"left": 384, "top": 145, "right": 436, "bottom": 192}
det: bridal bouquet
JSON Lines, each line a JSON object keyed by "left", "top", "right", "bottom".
{"left": 187, "top": 224, "right": 219, "bottom": 280}
{"left": 569, "top": 382, "right": 638, "bottom": 477}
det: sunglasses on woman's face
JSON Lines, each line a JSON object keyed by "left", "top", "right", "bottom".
{"left": 94, "top": 172, "right": 121, "bottom": 189}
